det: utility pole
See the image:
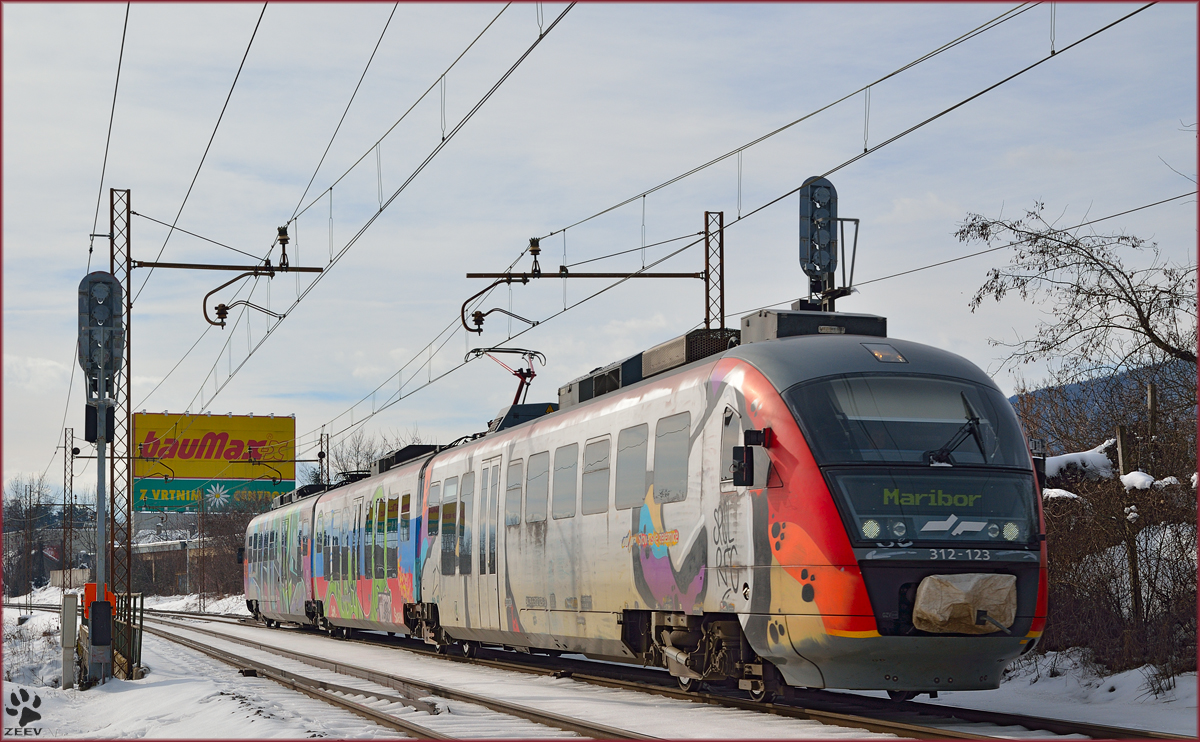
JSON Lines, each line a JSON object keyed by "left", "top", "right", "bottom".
{"left": 703, "top": 211, "right": 725, "bottom": 330}
{"left": 63, "top": 429, "right": 77, "bottom": 589}
{"left": 108, "top": 189, "right": 133, "bottom": 613}
{"left": 319, "top": 431, "right": 330, "bottom": 486}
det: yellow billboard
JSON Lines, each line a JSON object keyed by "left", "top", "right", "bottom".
{"left": 133, "top": 412, "right": 296, "bottom": 512}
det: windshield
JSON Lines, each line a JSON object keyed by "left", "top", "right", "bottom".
{"left": 783, "top": 374, "right": 1029, "bottom": 468}
{"left": 828, "top": 468, "right": 1038, "bottom": 546}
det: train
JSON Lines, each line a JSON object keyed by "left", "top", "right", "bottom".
{"left": 243, "top": 308, "right": 1047, "bottom": 701}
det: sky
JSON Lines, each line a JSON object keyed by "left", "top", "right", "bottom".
{"left": 3, "top": 2, "right": 1197, "bottom": 495}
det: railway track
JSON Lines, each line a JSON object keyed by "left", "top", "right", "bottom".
{"left": 149, "top": 613, "right": 1151, "bottom": 740}
{"left": 143, "top": 617, "right": 644, "bottom": 740}
{"left": 12, "top": 602, "right": 1193, "bottom": 740}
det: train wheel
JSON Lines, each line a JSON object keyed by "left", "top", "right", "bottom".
{"left": 677, "top": 676, "right": 700, "bottom": 693}
{"left": 749, "top": 686, "right": 774, "bottom": 704}
{"left": 461, "top": 641, "right": 479, "bottom": 659}
{"left": 887, "top": 690, "right": 918, "bottom": 702}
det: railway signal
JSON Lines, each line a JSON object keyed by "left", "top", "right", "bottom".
{"left": 798, "top": 177, "right": 859, "bottom": 312}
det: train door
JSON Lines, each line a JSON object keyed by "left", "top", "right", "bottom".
{"left": 353, "top": 496, "right": 364, "bottom": 619}
{"left": 458, "top": 471, "right": 476, "bottom": 628}
{"left": 547, "top": 443, "right": 580, "bottom": 641}
{"left": 524, "top": 450, "right": 550, "bottom": 630}
{"left": 716, "top": 405, "right": 755, "bottom": 613}
{"left": 476, "top": 458, "right": 502, "bottom": 632}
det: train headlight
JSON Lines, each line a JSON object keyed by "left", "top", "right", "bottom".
{"left": 890, "top": 520, "right": 907, "bottom": 538}
{"left": 987, "top": 523, "right": 1000, "bottom": 538}
{"left": 1003, "top": 522, "right": 1020, "bottom": 541}
{"left": 861, "top": 519, "right": 881, "bottom": 539}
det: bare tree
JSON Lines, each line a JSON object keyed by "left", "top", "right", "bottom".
{"left": 329, "top": 426, "right": 429, "bottom": 478}
{"left": 957, "top": 203, "right": 1197, "bottom": 396}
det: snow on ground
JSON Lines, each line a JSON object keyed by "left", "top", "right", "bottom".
{"left": 848, "top": 650, "right": 1196, "bottom": 737}
{"left": 3, "top": 608, "right": 403, "bottom": 738}
{"left": 5, "top": 589, "right": 1196, "bottom": 738}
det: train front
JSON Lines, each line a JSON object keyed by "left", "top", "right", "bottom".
{"left": 728, "top": 334, "right": 1047, "bottom": 694}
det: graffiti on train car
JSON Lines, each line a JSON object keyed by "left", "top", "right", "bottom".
{"left": 313, "top": 486, "right": 417, "bottom": 625}
{"left": 629, "top": 485, "right": 707, "bottom": 613}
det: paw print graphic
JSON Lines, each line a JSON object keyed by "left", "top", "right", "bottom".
{"left": 7, "top": 687, "right": 42, "bottom": 728}
{"left": 798, "top": 568, "right": 817, "bottom": 603}
{"left": 767, "top": 618, "right": 787, "bottom": 645}
{"left": 770, "top": 520, "right": 788, "bottom": 552}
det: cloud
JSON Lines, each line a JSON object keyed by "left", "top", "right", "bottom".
{"left": 876, "top": 192, "right": 963, "bottom": 227}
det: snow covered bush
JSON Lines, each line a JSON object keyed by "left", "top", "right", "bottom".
{"left": 1013, "top": 363, "right": 1196, "bottom": 682}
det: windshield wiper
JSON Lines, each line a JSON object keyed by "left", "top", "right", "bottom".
{"left": 924, "top": 392, "right": 986, "bottom": 466}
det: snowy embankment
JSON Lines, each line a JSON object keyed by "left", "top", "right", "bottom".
{"left": 5, "top": 588, "right": 1197, "bottom": 738}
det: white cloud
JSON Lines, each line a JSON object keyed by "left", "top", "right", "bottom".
{"left": 3, "top": 3, "right": 1196, "bottom": 485}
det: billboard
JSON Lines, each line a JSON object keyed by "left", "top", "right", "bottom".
{"left": 133, "top": 412, "right": 295, "bottom": 512}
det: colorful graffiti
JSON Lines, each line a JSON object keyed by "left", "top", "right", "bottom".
{"left": 629, "top": 485, "right": 707, "bottom": 613}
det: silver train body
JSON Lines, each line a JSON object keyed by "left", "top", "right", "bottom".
{"left": 245, "top": 327, "right": 1048, "bottom": 695}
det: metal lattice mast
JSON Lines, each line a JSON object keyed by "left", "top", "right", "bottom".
{"left": 320, "top": 431, "right": 330, "bottom": 485}
{"left": 703, "top": 211, "right": 725, "bottom": 329}
{"left": 108, "top": 189, "right": 133, "bottom": 602}
{"left": 63, "top": 428, "right": 75, "bottom": 589}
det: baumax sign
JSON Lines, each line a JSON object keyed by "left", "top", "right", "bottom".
{"left": 132, "top": 412, "right": 295, "bottom": 512}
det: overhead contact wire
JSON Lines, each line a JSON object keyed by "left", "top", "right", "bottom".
{"left": 44, "top": 2, "right": 131, "bottom": 484}
{"left": 192, "top": 3, "right": 575, "bottom": 414}
{"left": 133, "top": 2, "right": 268, "bottom": 304}
{"left": 321, "top": 3, "right": 1155, "bottom": 439}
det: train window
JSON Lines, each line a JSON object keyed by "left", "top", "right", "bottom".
{"left": 783, "top": 375, "right": 1027, "bottom": 467}
{"left": 399, "top": 494, "right": 410, "bottom": 543}
{"left": 505, "top": 461, "right": 523, "bottom": 527}
{"left": 581, "top": 438, "right": 611, "bottom": 514}
{"left": 616, "top": 424, "right": 649, "bottom": 509}
{"left": 459, "top": 471, "right": 474, "bottom": 575}
{"left": 375, "top": 500, "right": 387, "bottom": 580}
{"left": 721, "top": 407, "right": 739, "bottom": 491}
{"left": 366, "top": 503, "right": 375, "bottom": 579}
{"left": 427, "top": 482, "right": 441, "bottom": 538}
{"left": 478, "top": 468, "right": 489, "bottom": 574}
{"left": 442, "top": 477, "right": 459, "bottom": 575}
{"left": 488, "top": 465, "right": 500, "bottom": 573}
{"left": 654, "top": 412, "right": 691, "bottom": 503}
{"left": 525, "top": 452, "right": 549, "bottom": 523}
{"left": 333, "top": 510, "right": 343, "bottom": 581}
{"left": 316, "top": 514, "right": 325, "bottom": 578}
{"left": 387, "top": 497, "right": 399, "bottom": 579}
{"left": 552, "top": 444, "right": 578, "bottom": 519}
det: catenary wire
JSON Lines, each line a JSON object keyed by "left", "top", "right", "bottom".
{"left": 719, "top": 190, "right": 1197, "bottom": 322}
{"left": 131, "top": 211, "right": 261, "bottom": 261}
{"left": 133, "top": 3, "right": 268, "bottom": 304}
{"left": 537, "top": 2, "right": 1040, "bottom": 242}
{"left": 185, "top": 3, "right": 576, "bottom": 418}
{"left": 289, "top": 2, "right": 401, "bottom": 220}
{"left": 87, "top": 2, "right": 131, "bottom": 271}
{"left": 138, "top": 3, "right": 520, "bottom": 415}
{"left": 311, "top": 4, "right": 1156, "bottom": 445}
{"left": 131, "top": 1, "right": 1014, "bottom": 453}
{"left": 41, "top": 3, "right": 131, "bottom": 485}
{"left": 290, "top": 3, "right": 512, "bottom": 224}
{"left": 724, "top": 3, "right": 1155, "bottom": 233}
